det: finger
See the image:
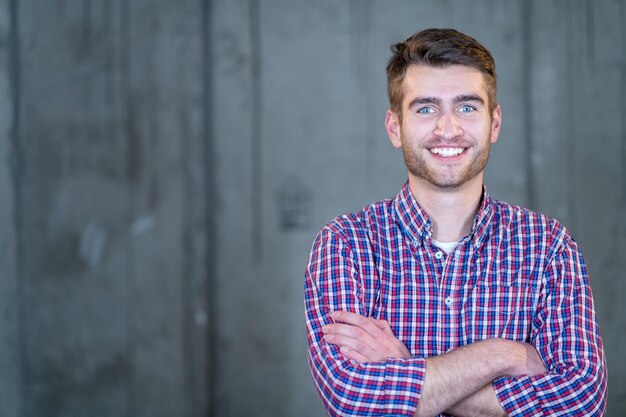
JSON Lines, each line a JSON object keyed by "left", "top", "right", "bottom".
{"left": 323, "top": 323, "right": 379, "bottom": 352}
{"left": 331, "top": 311, "right": 384, "bottom": 337}
{"left": 324, "top": 324, "right": 410, "bottom": 361}
{"left": 323, "top": 333, "right": 377, "bottom": 361}
{"left": 339, "top": 346, "right": 370, "bottom": 364}
{"left": 336, "top": 318, "right": 410, "bottom": 359}
{"left": 325, "top": 320, "right": 395, "bottom": 353}
{"left": 369, "top": 318, "right": 393, "bottom": 334}
{"left": 335, "top": 316, "right": 396, "bottom": 348}
{"left": 525, "top": 344, "right": 548, "bottom": 375}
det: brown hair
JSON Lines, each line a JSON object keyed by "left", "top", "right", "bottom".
{"left": 386, "top": 28, "right": 497, "bottom": 116}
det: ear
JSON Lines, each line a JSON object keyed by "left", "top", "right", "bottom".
{"left": 385, "top": 109, "right": 402, "bottom": 149}
{"left": 490, "top": 105, "right": 502, "bottom": 144}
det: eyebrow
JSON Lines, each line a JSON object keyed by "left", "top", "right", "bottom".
{"left": 407, "top": 94, "right": 485, "bottom": 110}
{"left": 455, "top": 94, "right": 485, "bottom": 105}
{"left": 407, "top": 96, "right": 441, "bottom": 110}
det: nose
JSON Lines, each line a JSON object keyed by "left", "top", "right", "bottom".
{"left": 434, "top": 113, "right": 463, "bottom": 139}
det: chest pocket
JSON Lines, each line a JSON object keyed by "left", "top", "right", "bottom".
{"left": 464, "top": 283, "right": 536, "bottom": 342}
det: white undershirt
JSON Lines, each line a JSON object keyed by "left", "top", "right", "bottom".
{"left": 432, "top": 239, "right": 459, "bottom": 254}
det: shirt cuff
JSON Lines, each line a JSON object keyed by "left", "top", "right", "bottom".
{"left": 493, "top": 376, "right": 541, "bottom": 416}
{"left": 383, "top": 357, "right": 426, "bottom": 416}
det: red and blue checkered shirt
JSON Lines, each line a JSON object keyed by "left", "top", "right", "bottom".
{"left": 305, "top": 183, "right": 607, "bottom": 416}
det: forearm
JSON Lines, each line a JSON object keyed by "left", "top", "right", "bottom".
{"left": 492, "top": 244, "right": 607, "bottom": 416}
{"left": 308, "top": 343, "right": 425, "bottom": 416}
{"left": 414, "top": 339, "right": 516, "bottom": 417}
{"left": 322, "top": 310, "right": 545, "bottom": 416}
{"left": 445, "top": 384, "right": 507, "bottom": 417}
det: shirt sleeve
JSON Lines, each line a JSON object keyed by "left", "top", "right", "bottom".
{"left": 493, "top": 238, "right": 608, "bottom": 416}
{"left": 305, "top": 226, "right": 425, "bottom": 416}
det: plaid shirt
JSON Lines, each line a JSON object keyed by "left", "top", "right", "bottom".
{"left": 305, "top": 183, "right": 607, "bottom": 416}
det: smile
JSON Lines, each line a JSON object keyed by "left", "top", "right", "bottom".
{"left": 429, "top": 147, "right": 465, "bottom": 157}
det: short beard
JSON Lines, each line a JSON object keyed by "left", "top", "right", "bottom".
{"left": 401, "top": 139, "right": 491, "bottom": 189}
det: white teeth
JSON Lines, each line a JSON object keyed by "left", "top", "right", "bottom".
{"left": 430, "top": 147, "right": 464, "bottom": 157}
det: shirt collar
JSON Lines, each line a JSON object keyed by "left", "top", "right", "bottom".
{"left": 393, "top": 182, "right": 432, "bottom": 247}
{"left": 393, "top": 182, "right": 494, "bottom": 249}
{"left": 470, "top": 188, "right": 494, "bottom": 250}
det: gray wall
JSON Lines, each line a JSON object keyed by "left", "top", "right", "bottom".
{"left": 1, "top": 1, "right": 210, "bottom": 416}
{"left": 0, "top": 0, "right": 624, "bottom": 416}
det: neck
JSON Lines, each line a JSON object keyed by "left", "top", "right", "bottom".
{"left": 408, "top": 175, "right": 484, "bottom": 242}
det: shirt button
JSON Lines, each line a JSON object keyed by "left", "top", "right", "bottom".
{"left": 435, "top": 251, "right": 443, "bottom": 259}
{"left": 444, "top": 297, "right": 453, "bottom": 307}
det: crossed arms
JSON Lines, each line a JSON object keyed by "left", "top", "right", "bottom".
{"left": 323, "top": 311, "right": 545, "bottom": 417}
{"left": 305, "top": 226, "right": 607, "bottom": 417}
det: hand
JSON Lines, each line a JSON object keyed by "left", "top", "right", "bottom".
{"left": 496, "top": 339, "right": 547, "bottom": 377}
{"left": 515, "top": 341, "right": 548, "bottom": 377}
{"left": 322, "top": 311, "right": 411, "bottom": 363}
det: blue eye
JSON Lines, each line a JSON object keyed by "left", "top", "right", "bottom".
{"left": 418, "top": 107, "right": 434, "bottom": 114}
{"left": 459, "top": 105, "right": 475, "bottom": 113}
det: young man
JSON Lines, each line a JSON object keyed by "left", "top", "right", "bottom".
{"left": 304, "top": 29, "right": 607, "bottom": 417}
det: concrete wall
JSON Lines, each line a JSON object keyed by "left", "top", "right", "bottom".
{"left": 211, "top": 1, "right": 625, "bottom": 416}
{"left": 1, "top": 1, "right": 210, "bottom": 416}
{"left": 0, "top": 0, "right": 21, "bottom": 415}
{"left": 0, "top": 1, "right": 624, "bottom": 416}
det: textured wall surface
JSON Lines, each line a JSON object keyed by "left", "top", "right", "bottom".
{"left": 211, "top": 1, "right": 625, "bottom": 416}
{"left": 1, "top": 1, "right": 210, "bottom": 416}
{"left": 0, "top": 0, "right": 21, "bottom": 416}
{"left": 0, "top": 1, "right": 624, "bottom": 417}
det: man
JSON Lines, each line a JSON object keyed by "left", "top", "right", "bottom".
{"left": 304, "top": 29, "right": 607, "bottom": 416}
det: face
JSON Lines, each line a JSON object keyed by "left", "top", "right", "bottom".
{"left": 385, "top": 64, "right": 501, "bottom": 190}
